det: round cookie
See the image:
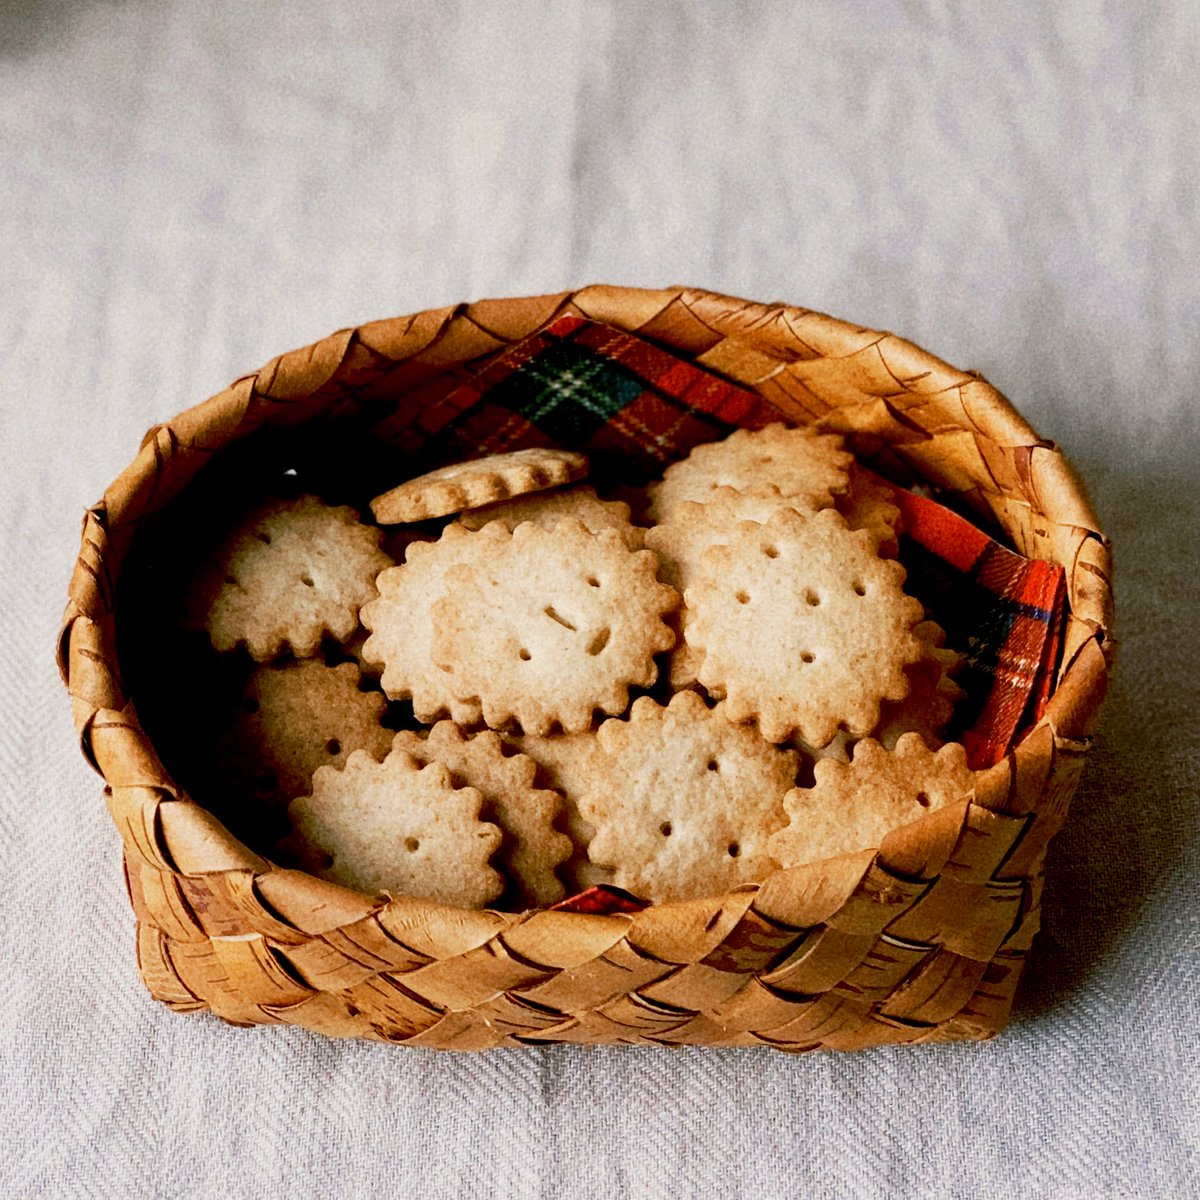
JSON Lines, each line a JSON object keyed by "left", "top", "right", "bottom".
{"left": 286, "top": 748, "right": 503, "bottom": 906}
{"left": 645, "top": 486, "right": 809, "bottom": 687}
{"left": 648, "top": 423, "right": 852, "bottom": 522}
{"left": 359, "top": 522, "right": 511, "bottom": 724}
{"left": 581, "top": 692, "right": 798, "bottom": 903}
{"left": 370, "top": 448, "right": 588, "bottom": 524}
{"left": 184, "top": 495, "right": 392, "bottom": 661}
{"left": 686, "top": 506, "right": 925, "bottom": 747}
{"left": 216, "top": 659, "right": 392, "bottom": 809}
{"left": 430, "top": 519, "right": 679, "bottom": 735}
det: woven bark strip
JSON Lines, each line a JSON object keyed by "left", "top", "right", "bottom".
{"left": 60, "top": 286, "right": 1113, "bottom": 1052}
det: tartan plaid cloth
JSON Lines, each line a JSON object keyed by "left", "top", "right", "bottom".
{"left": 398, "top": 314, "right": 778, "bottom": 484}
{"left": 885, "top": 484, "right": 1067, "bottom": 770}
{"left": 407, "top": 314, "right": 1065, "bottom": 776}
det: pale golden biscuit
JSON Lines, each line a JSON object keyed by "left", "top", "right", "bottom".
{"left": 687, "top": 506, "right": 925, "bottom": 746}
{"left": 645, "top": 487, "right": 811, "bottom": 687}
{"left": 581, "top": 693, "right": 798, "bottom": 903}
{"left": 430, "top": 519, "right": 678, "bottom": 735}
{"left": 458, "top": 484, "right": 642, "bottom": 548}
{"left": 217, "top": 660, "right": 391, "bottom": 808}
{"left": 647, "top": 423, "right": 852, "bottom": 522}
{"left": 507, "top": 730, "right": 614, "bottom": 891}
{"left": 392, "top": 723, "right": 571, "bottom": 907}
{"left": 835, "top": 466, "right": 903, "bottom": 558}
{"left": 359, "top": 522, "right": 511, "bottom": 724}
{"left": 185, "top": 495, "right": 392, "bottom": 661}
{"left": 370, "top": 448, "right": 588, "bottom": 524}
{"left": 286, "top": 748, "right": 503, "bottom": 906}
{"left": 770, "top": 734, "right": 974, "bottom": 866}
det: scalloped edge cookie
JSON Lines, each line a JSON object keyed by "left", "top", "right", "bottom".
{"left": 687, "top": 506, "right": 925, "bottom": 746}
{"left": 392, "top": 723, "right": 571, "bottom": 907}
{"left": 770, "top": 734, "right": 974, "bottom": 866}
{"left": 371, "top": 448, "right": 588, "bottom": 524}
{"left": 581, "top": 692, "right": 798, "bottom": 902}
{"left": 285, "top": 748, "right": 503, "bottom": 906}
{"left": 430, "top": 519, "right": 678, "bottom": 734}
{"left": 184, "top": 495, "right": 392, "bottom": 661}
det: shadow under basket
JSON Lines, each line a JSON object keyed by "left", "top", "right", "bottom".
{"left": 59, "top": 286, "right": 1113, "bottom": 1052}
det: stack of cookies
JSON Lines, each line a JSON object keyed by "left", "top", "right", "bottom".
{"left": 182, "top": 424, "right": 972, "bottom": 910}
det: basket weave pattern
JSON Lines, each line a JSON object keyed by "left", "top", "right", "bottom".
{"left": 60, "top": 286, "right": 1113, "bottom": 1051}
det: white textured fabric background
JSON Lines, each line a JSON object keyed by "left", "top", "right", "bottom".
{"left": 2, "top": 3, "right": 1197, "bottom": 1198}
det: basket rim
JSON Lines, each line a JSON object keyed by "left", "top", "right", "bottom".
{"left": 59, "top": 283, "right": 1114, "bottom": 938}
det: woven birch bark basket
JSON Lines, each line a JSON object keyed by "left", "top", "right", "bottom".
{"left": 59, "top": 285, "right": 1113, "bottom": 1052}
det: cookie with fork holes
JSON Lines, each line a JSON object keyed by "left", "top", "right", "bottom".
{"left": 769, "top": 734, "right": 973, "bottom": 866}
{"left": 581, "top": 692, "right": 798, "bottom": 902}
{"left": 285, "top": 748, "right": 503, "bottom": 906}
{"left": 217, "top": 659, "right": 391, "bottom": 811}
{"left": 359, "top": 522, "right": 512, "bottom": 724}
{"left": 645, "top": 486, "right": 811, "bottom": 687}
{"left": 184, "top": 495, "right": 392, "bottom": 661}
{"left": 686, "top": 506, "right": 925, "bottom": 746}
{"left": 430, "top": 519, "right": 678, "bottom": 735}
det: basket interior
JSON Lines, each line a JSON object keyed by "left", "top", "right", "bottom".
{"left": 113, "top": 317, "right": 1061, "bottom": 905}
{"left": 78, "top": 287, "right": 1111, "bottom": 928}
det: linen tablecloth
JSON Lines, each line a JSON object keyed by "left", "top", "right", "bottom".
{"left": 2, "top": 4, "right": 1196, "bottom": 1196}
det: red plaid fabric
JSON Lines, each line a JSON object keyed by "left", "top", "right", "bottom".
{"left": 550, "top": 886, "right": 649, "bottom": 916}
{"left": 389, "top": 314, "right": 779, "bottom": 484}
{"left": 884, "top": 485, "right": 1066, "bottom": 769}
